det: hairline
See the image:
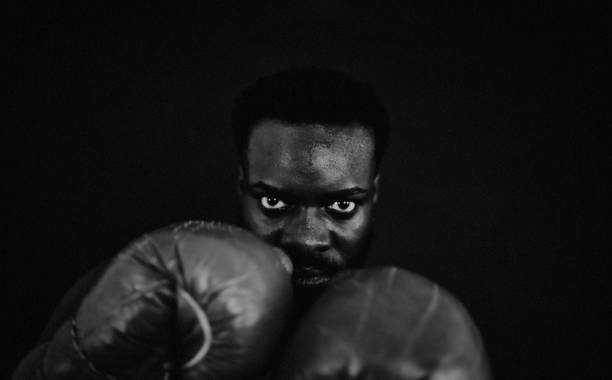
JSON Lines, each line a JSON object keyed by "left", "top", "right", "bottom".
{"left": 238, "top": 118, "right": 379, "bottom": 172}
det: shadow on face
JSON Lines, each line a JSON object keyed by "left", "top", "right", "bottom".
{"left": 240, "top": 119, "right": 379, "bottom": 294}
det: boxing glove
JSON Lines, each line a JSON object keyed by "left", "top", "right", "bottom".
{"left": 42, "top": 221, "right": 292, "bottom": 380}
{"left": 277, "top": 267, "right": 491, "bottom": 380}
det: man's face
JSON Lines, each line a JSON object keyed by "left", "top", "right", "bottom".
{"left": 240, "top": 119, "right": 379, "bottom": 291}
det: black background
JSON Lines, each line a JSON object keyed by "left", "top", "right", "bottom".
{"left": 7, "top": 2, "right": 609, "bottom": 379}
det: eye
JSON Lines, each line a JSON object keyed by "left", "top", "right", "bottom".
{"left": 260, "top": 196, "right": 288, "bottom": 210}
{"left": 327, "top": 201, "right": 357, "bottom": 214}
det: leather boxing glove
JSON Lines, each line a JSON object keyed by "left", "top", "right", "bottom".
{"left": 277, "top": 267, "right": 491, "bottom": 380}
{"left": 42, "top": 221, "right": 292, "bottom": 380}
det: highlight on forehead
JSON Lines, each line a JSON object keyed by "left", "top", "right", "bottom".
{"left": 245, "top": 120, "right": 376, "bottom": 182}
{"left": 247, "top": 120, "right": 375, "bottom": 158}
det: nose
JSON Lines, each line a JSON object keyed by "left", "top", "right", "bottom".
{"left": 280, "top": 207, "right": 331, "bottom": 256}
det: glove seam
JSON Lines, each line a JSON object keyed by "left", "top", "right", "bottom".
{"left": 70, "top": 318, "right": 117, "bottom": 380}
{"left": 36, "top": 343, "right": 51, "bottom": 380}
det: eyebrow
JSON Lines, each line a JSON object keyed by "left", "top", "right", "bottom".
{"left": 243, "top": 181, "right": 372, "bottom": 202}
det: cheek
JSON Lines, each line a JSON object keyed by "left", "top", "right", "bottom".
{"left": 332, "top": 207, "right": 373, "bottom": 255}
{"left": 242, "top": 198, "right": 280, "bottom": 241}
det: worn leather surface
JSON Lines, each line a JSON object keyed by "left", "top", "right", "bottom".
{"left": 44, "top": 221, "right": 292, "bottom": 380}
{"left": 278, "top": 267, "right": 491, "bottom": 380}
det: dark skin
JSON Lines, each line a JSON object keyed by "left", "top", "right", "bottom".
{"left": 239, "top": 119, "right": 380, "bottom": 294}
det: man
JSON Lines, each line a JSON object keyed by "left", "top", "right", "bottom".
{"left": 13, "top": 66, "right": 389, "bottom": 377}
{"left": 232, "top": 67, "right": 388, "bottom": 307}
{"left": 14, "top": 67, "right": 490, "bottom": 379}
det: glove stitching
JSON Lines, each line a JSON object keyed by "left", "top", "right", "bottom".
{"left": 70, "top": 318, "right": 117, "bottom": 380}
{"left": 172, "top": 236, "right": 187, "bottom": 289}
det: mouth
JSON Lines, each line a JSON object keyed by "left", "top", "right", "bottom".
{"left": 292, "top": 266, "right": 333, "bottom": 288}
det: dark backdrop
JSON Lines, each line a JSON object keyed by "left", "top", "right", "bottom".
{"left": 8, "top": 2, "right": 608, "bottom": 379}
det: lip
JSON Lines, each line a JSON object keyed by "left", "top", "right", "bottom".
{"left": 292, "top": 266, "right": 333, "bottom": 288}
{"left": 293, "top": 274, "right": 331, "bottom": 288}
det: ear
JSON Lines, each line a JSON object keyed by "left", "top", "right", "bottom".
{"left": 372, "top": 173, "right": 380, "bottom": 204}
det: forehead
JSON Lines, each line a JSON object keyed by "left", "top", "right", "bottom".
{"left": 246, "top": 120, "right": 375, "bottom": 189}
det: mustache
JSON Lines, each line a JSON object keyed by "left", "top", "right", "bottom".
{"left": 285, "top": 249, "right": 345, "bottom": 274}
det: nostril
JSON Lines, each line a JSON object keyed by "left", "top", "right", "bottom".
{"left": 295, "top": 240, "right": 331, "bottom": 254}
{"left": 280, "top": 230, "right": 330, "bottom": 250}
{"left": 280, "top": 242, "right": 331, "bottom": 266}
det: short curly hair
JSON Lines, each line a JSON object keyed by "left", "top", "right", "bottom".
{"left": 232, "top": 66, "right": 390, "bottom": 171}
